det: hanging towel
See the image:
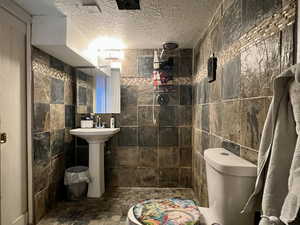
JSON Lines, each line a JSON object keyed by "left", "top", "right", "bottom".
{"left": 242, "top": 64, "right": 300, "bottom": 225}
{"left": 280, "top": 78, "right": 300, "bottom": 224}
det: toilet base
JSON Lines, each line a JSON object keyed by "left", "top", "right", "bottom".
{"left": 127, "top": 207, "right": 141, "bottom": 225}
{"left": 198, "top": 207, "right": 215, "bottom": 225}
{"left": 198, "top": 206, "right": 255, "bottom": 225}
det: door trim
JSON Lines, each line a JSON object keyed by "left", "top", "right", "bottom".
{"left": 0, "top": 1, "right": 33, "bottom": 224}
{"left": 297, "top": 0, "right": 300, "bottom": 63}
{"left": 12, "top": 213, "right": 28, "bottom": 225}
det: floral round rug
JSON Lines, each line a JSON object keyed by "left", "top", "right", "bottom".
{"left": 133, "top": 198, "right": 201, "bottom": 225}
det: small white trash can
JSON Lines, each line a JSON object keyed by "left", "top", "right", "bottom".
{"left": 64, "top": 166, "right": 90, "bottom": 201}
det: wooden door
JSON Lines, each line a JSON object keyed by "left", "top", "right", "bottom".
{"left": 0, "top": 6, "right": 28, "bottom": 225}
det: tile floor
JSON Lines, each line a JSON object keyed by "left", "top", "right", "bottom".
{"left": 38, "top": 188, "right": 198, "bottom": 225}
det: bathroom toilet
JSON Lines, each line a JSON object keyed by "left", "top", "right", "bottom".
{"left": 127, "top": 148, "right": 257, "bottom": 225}
{"left": 199, "top": 148, "right": 257, "bottom": 225}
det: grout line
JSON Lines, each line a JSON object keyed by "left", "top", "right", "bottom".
{"left": 193, "top": 127, "right": 259, "bottom": 152}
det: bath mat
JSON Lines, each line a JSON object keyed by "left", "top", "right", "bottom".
{"left": 133, "top": 198, "right": 201, "bottom": 225}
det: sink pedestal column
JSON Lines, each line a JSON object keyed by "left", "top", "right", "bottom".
{"left": 69, "top": 128, "right": 120, "bottom": 198}
{"left": 87, "top": 140, "right": 105, "bottom": 198}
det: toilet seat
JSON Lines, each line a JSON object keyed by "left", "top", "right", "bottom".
{"left": 127, "top": 198, "right": 201, "bottom": 225}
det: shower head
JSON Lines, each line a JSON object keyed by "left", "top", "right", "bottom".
{"left": 160, "top": 42, "right": 179, "bottom": 59}
{"left": 162, "top": 42, "right": 179, "bottom": 51}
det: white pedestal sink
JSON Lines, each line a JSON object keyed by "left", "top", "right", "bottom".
{"left": 70, "top": 128, "right": 120, "bottom": 198}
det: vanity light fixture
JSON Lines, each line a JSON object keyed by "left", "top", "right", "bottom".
{"left": 99, "top": 49, "right": 124, "bottom": 61}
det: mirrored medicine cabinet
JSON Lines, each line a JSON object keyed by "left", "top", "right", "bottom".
{"left": 75, "top": 67, "right": 120, "bottom": 114}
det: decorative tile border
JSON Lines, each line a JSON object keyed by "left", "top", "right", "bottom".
{"left": 238, "top": 1, "right": 296, "bottom": 55}
{"left": 121, "top": 77, "right": 192, "bottom": 86}
{"left": 193, "top": 0, "right": 296, "bottom": 83}
{"left": 174, "top": 77, "right": 193, "bottom": 85}
{"left": 33, "top": 60, "right": 192, "bottom": 86}
{"left": 193, "top": 70, "right": 208, "bottom": 83}
{"left": 121, "top": 77, "right": 152, "bottom": 86}
{"left": 32, "top": 60, "right": 74, "bottom": 82}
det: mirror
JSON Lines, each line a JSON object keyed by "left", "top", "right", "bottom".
{"left": 75, "top": 67, "right": 120, "bottom": 114}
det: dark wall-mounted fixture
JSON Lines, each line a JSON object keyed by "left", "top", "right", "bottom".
{"left": 116, "top": 0, "right": 140, "bottom": 10}
{"left": 81, "top": 0, "right": 102, "bottom": 13}
{"left": 207, "top": 54, "right": 217, "bottom": 83}
{"left": 157, "top": 94, "right": 169, "bottom": 105}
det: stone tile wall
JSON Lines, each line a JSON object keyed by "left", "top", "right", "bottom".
{"left": 75, "top": 49, "right": 193, "bottom": 188}
{"left": 192, "top": 0, "right": 296, "bottom": 207}
{"left": 32, "top": 47, "right": 76, "bottom": 223}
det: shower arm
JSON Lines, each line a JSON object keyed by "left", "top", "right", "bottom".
{"left": 160, "top": 48, "right": 165, "bottom": 59}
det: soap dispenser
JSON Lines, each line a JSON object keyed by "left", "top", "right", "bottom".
{"left": 110, "top": 114, "right": 115, "bottom": 128}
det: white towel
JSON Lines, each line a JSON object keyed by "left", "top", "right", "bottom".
{"left": 280, "top": 80, "right": 300, "bottom": 224}
{"left": 242, "top": 64, "right": 300, "bottom": 225}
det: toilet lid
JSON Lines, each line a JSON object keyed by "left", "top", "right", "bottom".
{"left": 133, "top": 198, "right": 201, "bottom": 225}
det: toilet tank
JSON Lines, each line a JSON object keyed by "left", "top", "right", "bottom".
{"left": 204, "top": 148, "right": 257, "bottom": 225}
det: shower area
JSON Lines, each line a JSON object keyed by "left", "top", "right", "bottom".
{"left": 72, "top": 46, "right": 194, "bottom": 189}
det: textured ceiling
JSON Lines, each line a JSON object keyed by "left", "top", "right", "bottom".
{"left": 15, "top": 0, "right": 221, "bottom": 49}
{"left": 55, "top": 0, "right": 221, "bottom": 49}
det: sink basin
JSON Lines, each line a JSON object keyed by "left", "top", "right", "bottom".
{"left": 70, "top": 128, "right": 120, "bottom": 143}
{"left": 70, "top": 128, "right": 120, "bottom": 198}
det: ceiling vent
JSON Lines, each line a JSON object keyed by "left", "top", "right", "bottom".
{"left": 81, "top": 0, "right": 102, "bottom": 13}
{"left": 116, "top": 0, "right": 140, "bottom": 10}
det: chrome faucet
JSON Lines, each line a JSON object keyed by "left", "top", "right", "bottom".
{"left": 95, "top": 115, "right": 101, "bottom": 128}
